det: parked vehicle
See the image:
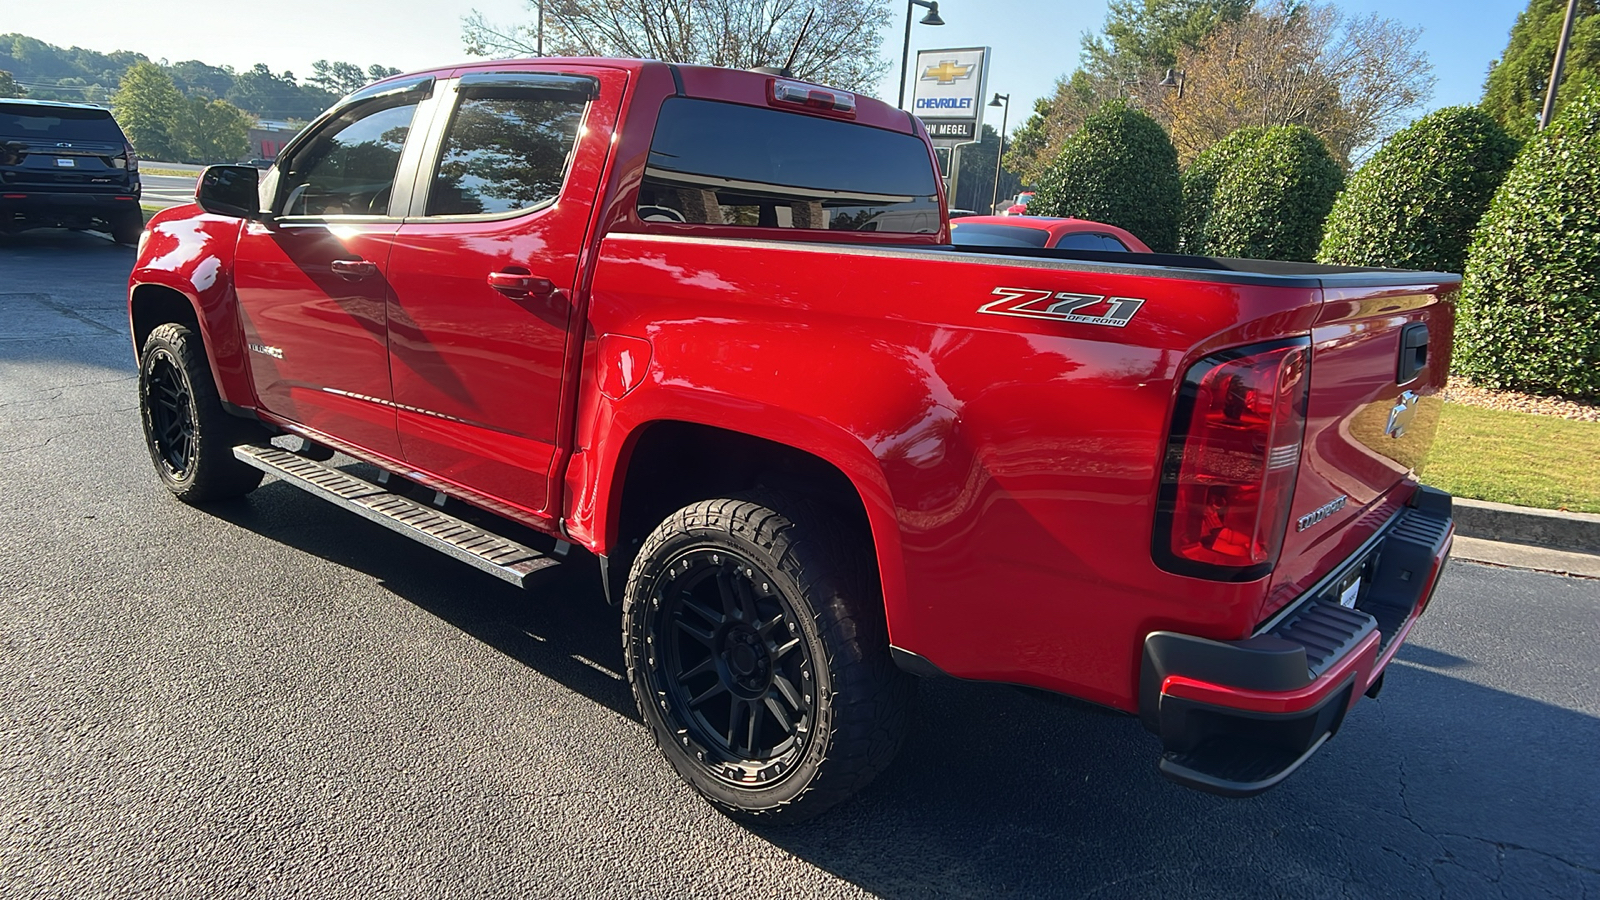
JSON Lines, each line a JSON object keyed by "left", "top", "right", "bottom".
{"left": 1001, "top": 190, "right": 1033, "bottom": 215}
{"left": 1, "top": 98, "right": 142, "bottom": 243}
{"left": 951, "top": 214, "right": 1152, "bottom": 251}
{"left": 128, "top": 59, "right": 1458, "bottom": 823}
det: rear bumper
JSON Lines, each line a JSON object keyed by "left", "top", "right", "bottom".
{"left": 0, "top": 190, "right": 141, "bottom": 229}
{"left": 1139, "top": 485, "right": 1454, "bottom": 797}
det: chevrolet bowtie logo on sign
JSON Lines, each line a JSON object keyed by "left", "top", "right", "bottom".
{"left": 911, "top": 46, "right": 989, "bottom": 139}
{"left": 922, "top": 60, "right": 974, "bottom": 84}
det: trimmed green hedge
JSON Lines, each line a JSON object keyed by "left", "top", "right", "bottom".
{"left": 1204, "top": 126, "right": 1343, "bottom": 261}
{"left": 1029, "top": 99, "right": 1181, "bottom": 252}
{"left": 1318, "top": 107, "right": 1519, "bottom": 273}
{"left": 1179, "top": 127, "right": 1265, "bottom": 254}
{"left": 1456, "top": 85, "right": 1600, "bottom": 401}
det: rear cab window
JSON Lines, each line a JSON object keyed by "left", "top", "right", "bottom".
{"left": 637, "top": 98, "right": 940, "bottom": 233}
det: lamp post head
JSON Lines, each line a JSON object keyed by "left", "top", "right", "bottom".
{"left": 920, "top": 2, "right": 944, "bottom": 26}
{"left": 989, "top": 93, "right": 1008, "bottom": 107}
{"left": 1158, "top": 68, "right": 1182, "bottom": 88}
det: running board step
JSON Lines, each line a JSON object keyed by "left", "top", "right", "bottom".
{"left": 233, "top": 444, "right": 559, "bottom": 587}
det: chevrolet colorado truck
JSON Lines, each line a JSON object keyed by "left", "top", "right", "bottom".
{"left": 127, "top": 58, "right": 1457, "bottom": 822}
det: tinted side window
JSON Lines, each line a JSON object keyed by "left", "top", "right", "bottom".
{"left": 279, "top": 102, "right": 418, "bottom": 217}
{"left": 1053, "top": 232, "right": 1133, "bottom": 252}
{"left": 426, "top": 90, "right": 588, "bottom": 217}
{"left": 638, "top": 98, "right": 941, "bottom": 233}
{"left": 1053, "top": 232, "right": 1107, "bottom": 251}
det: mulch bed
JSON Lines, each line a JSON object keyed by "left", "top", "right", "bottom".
{"left": 1442, "top": 380, "right": 1600, "bottom": 423}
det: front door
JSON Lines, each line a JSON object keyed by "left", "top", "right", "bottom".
{"left": 233, "top": 92, "right": 430, "bottom": 459}
{"left": 383, "top": 68, "right": 622, "bottom": 516}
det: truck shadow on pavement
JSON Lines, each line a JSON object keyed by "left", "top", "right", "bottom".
{"left": 215, "top": 484, "right": 1600, "bottom": 899}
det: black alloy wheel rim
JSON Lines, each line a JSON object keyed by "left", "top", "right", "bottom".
{"left": 645, "top": 548, "right": 817, "bottom": 788}
{"left": 145, "top": 350, "right": 196, "bottom": 479}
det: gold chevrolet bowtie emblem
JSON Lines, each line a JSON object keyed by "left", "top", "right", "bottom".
{"left": 921, "top": 60, "right": 974, "bottom": 84}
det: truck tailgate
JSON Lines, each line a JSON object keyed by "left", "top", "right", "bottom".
{"left": 1261, "top": 281, "right": 1457, "bottom": 623}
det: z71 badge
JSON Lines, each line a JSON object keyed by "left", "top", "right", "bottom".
{"left": 979, "top": 287, "right": 1145, "bottom": 327}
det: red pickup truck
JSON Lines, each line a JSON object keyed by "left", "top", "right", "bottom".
{"left": 128, "top": 58, "right": 1457, "bottom": 822}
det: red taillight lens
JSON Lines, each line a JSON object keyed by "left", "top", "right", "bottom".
{"left": 1156, "top": 339, "right": 1310, "bottom": 578}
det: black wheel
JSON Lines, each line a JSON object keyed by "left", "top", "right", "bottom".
{"left": 623, "top": 494, "right": 913, "bottom": 823}
{"left": 138, "top": 323, "right": 263, "bottom": 502}
{"left": 110, "top": 211, "right": 143, "bottom": 245}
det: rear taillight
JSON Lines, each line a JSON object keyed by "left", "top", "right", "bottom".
{"left": 768, "top": 79, "right": 857, "bottom": 118}
{"left": 123, "top": 143, "right": 139, "bottom": 173}
{"left": 1154, "top": 339, "right": 1310, "bottom": 580}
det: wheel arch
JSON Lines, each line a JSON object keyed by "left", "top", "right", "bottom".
{"left": 590, "top": 418, "right": 908, "bottom": 638}
{"left": 128, "top": 280, "right": 256, "bottom": 411}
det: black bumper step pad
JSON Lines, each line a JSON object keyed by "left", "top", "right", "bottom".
{"left": 233, "top": 445, "right": 559, "bottom": 587}
{"left": 1267, "top": 600, "right": 1376, "bottom": 679}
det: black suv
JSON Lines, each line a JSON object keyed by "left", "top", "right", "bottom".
{"left": 1, "top": 98, "right": 143, "bottom": 243}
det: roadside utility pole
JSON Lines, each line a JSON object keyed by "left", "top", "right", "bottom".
{"left": 1540, "top": 0, "right": 1581, "bottom": 129}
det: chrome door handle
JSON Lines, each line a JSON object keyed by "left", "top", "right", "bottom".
{"left": 331, "top": 259, "right": 378, "bottom": 280}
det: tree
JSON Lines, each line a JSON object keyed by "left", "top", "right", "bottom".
{"left": 307, "top": 60, "right": 400, "bottom": 97}
{"left": 1178, "top": 125, "right": 1264, "bottom": 252}
{"left": 950, "top": 124, "right": 1024, "bottom": 213}
{"left": 178, "top": 97, "right": 254, "bottom": 162}
{"left": 462, "top": 0, "right": 892, "bottom": 92}
{"left": 167, "top": 59, "right": 237, "bottom": 100}
{"left": 1081, "top": 0, "right": 1251, "bottom": 80}
{"left": 0, "top": 70, "right": 25, "bottom": 98}
{"left": 226, "top": 64, "right": 335, "bottom": 120}
{"left": 113, "top": 61, "right": 186, "bottom": 160}
{"left": 1030, "top": 99, "right": 1182, "bottom": 251}
{"left": 1481, "top": 0, "right": 1600, "bottom": 140}
{"left": 1204, "top": 125, "right": 1343, "bottom": 260}
{"left": 1456, "top": 84, "right": 1600, "bottom": 400}
{"left": 1004, "top": 73, "right": 1108, "bottom": 185}
{"left": 1154, "top": 2, "right": 1434, "bottom": 165}
{"left": 1318, "top": 107, "right": 1520, "bottom": 273}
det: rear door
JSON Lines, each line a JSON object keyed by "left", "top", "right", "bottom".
{"left": 232, "top": 84, "right": 435, "bottom": 459}
{"left": 381, "top": 66, "right": 622, "bottom": 516}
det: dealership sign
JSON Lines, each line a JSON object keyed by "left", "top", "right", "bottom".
{"left": 911, "top": 46, "right": 989, "bottom": 148}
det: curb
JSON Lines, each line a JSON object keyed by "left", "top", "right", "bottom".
{"left": 1452, "top": 497, "right": 1600, "bottom": 556}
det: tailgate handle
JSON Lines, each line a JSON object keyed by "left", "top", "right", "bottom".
{"left": 1397, "top": 322, "right": 1429, "bottom": 384}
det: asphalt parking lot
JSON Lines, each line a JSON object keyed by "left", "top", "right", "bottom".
{"left": 2, "top": 228, "right": 1597, "bottom": 899}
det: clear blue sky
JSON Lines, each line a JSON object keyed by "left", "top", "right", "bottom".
{"left": 7, "top": 1, "right": 1530, "bottom": 134}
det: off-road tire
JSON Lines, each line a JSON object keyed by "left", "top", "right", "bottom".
{"left": 138, "top": 323, "right": 263, "bottom": 502}
{"left": 622, "top": 493, "right": 914, "bottom": 824}
{"left": 110, "top": 211, "right": 143, "bottom": 246}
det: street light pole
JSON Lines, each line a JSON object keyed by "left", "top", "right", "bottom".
{"left": 897, "top": 1, "right": 945, "bottom": 109}
{"left": 988, "top": 93, "right": 1009, "bottom": 215}
{"left": 1540, "top": 0, "right": 1581, "bottom": 129}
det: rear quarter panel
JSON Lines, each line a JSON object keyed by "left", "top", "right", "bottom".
{"left": 573, "top": 236, "right": 1327, "bottom": 709}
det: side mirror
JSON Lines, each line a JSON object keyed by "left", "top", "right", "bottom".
{"left": 195, "top": 165, "right": 263, "bottom": 219}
